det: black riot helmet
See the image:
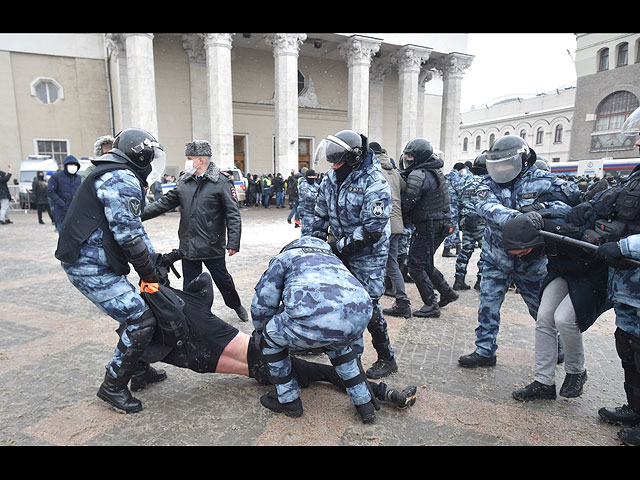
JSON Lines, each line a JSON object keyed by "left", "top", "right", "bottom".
{"left": 400, "top": 138, "right": 433, "bottom": 169}
{"left": 485, "top": 135, "right": 536, "bottom": 185}
{"left": 111, "top": 128, "right": 165, "bottom": 183}
{"left": 470, "top": 152, "right": 487, "bottom": 175}
{"left": 314, "top": 130, "right": 368, "bottom": 169}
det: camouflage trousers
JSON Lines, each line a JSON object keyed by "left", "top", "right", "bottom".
{"left": 259, "top": 309, "right": 372, "bottom": 406}
{"left": 299, "top": 213, "right": 314, "bottom": 236}
{"left": 474, "top": 262, "right": 543, "bottom": 357}
{"left": 64, "top": 266, "right": 150, "bottom": 376}
{"left": 454, "top": 221, "right": 486, "bottom": 279}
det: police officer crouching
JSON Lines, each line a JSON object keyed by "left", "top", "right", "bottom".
{"left": 55, "top": 128, "right": 168, "bottom": 413}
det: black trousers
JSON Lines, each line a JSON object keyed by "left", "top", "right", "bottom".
{"left": 182, "top": 257, "right": 241, "bottom": 309}
{"left": 616, "top": 327, "right": 640, "bottom": 413}
{"left": 37, "top": 203, "right": 53, "bottom": 223}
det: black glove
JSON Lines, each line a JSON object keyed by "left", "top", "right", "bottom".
{"left": 520, "top": 202, "right": 546, "bottom": 213}
{"left": 565, "top": 202, "right": 593, "bottom": 226}
{"left": 595, "top": 241, "right": 626, "bottom": 267}
{"left": 328, "top": 239, "right": 340, "bottom": 257}
{"left": 520, "top": 211, "right": 544, "bottom": 230}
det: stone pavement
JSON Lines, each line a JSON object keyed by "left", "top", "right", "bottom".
{"left": 0, "top": 204, "right": 630, "bottom": 446}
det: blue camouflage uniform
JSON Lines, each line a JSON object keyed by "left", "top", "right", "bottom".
{"left": 312, "top": 152, "right": 393, "bottom": 359}
{"left": 472, "top": 165, "right": 581, "bottom": 357}
{"left": 455, "top": 173, "right": 487, "bottom": 282}
{"left": 444, "top": 168, "right": 466, "bottom": 250}
{"left": 61, "top": 169, "right": 155, "bottom": 377}
{"left": 250, "top": 235, "right": 374, "bottom": 407}
{"left": 297, "top": 178, "right": 319, "bottom": 236}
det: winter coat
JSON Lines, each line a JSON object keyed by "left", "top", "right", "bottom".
{"left": 0, "top": 170, "right": 11, "bottom": 200}
{"left": 31, "top": 173, "right": 49, "bottom": 205}
{"left": 378, "top": 153, "right": 405, "bottom": 235}
{"left": 47, "top": 156, "right": 81, "bottom": 224}
{"left": 142, "top": 162, "right": 241, "bottom": 260}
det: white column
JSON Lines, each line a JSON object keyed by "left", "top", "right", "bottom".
{"left": 124, "top": 33, "right": 158, "bottom": 137}
{"left": 338, "top": 35, "right": 381, "bottom": 136}
{"left": 264, "top": 33, "right": 306, "bottom": 176}
{"left": 435, "top": 53, "right": 474, "bottom": 171}
{"left": 393, "top": 45, "right": 432, "bottom": 156}
{"left": 417, "top": 67, "right": 434, "bottom": 138}
{"left": 203, "top": 33, "right": 235, "bottom": 169}
{"left": 182, "top": 34, "right": 210, "bottom": 141}
{"left": 368, "top": 59, "right": 391, "bottom": 145}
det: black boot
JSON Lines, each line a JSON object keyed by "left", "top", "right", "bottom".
{"left": 382, "top": 299, "right": 411, "bottom": 318}
{"left": 438, "top": 288, "right": 459, "bottom": 308}
{"left": 366, "top": 356, "right": 398, "bottom": 379}
{"left": 355, "top": 401, "right": 376, "bottom": 423}
{"left": 442, "top": 247, "right": 456, "bottom": 258}
{"left": 413, "top": 302, "right": 440, "bottom": 318}
{"left": 559, "top": 370, "right": 587, "bottom": 398}
{"left": 598, "top": 404, "right": 640, "bottom": 426}
{"left": 96, "top": 368, "right": 143, "bottom": 413}
{"left": 618, "top": 425, "right": 640, "bottom": 446}
{"left": 473, "top": 276, "right": 482, "bottom": 291}
{"left": 376, "top": 383, "right": 417, "bottom": 409}
{"left": 260, "top": 390, "right": 303, "bottom": 418}
{"left": 453, "top": 276, "right": 470, "bottom": 291}
{"left": 512, "top": 381, "right": 557, "bottom": 402}
{"left": 458, "top": 351, "right": 496, "bottom": 368}
{"left": 130, "top": 363, "right": 167, "bottom": 392}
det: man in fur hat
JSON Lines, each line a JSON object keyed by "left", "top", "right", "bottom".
{"left": 142, "top": 140, "right": 248, "bottom": 322}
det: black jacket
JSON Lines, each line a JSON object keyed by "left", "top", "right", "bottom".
{"left": 0, "top": 170, "right": 11, "bottom": 200}
{"left": 401, "top": 155, "right": 450, "bottom": 225}
{"left": 142, "top": 162, "right": 241, "bottom": 260}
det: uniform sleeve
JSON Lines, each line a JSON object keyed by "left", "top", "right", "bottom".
{"left": 402, "top": 169, "right": 426, "bottom": 212}
{"left": 220, "top": 177, "right": 242, "bottom": 252}
{"left": 619, "top": 234, "right": 640, "bottom": 260}
{"left": 251, "top": 257, "right": 286, "bottom": 328}
{"left": 96, "top": 170, "right": 155, "bottom": 254}
{"left": 475, "top": 180, "right": 521, "bottom": 228}
{"left": 142, "top": 183, "right": 181, "bottom": 220}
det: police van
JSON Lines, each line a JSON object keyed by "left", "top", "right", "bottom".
{"left": 17, "top": 155, "right": 58, "bottom": 208}
{"left": 222, "top": 167, "right": 248, "bottom": 204}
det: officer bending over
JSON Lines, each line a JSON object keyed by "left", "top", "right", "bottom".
{"left": 55, "top": 128, "right": 168, "bottom": 413}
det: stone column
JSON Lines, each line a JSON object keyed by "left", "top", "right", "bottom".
{"left": 417, "top": 67, "right": 434, "bottom": 138}
{"left": 264, "top": 33, "right": 306, "bottom": 176}
{"left": 368, "top": 59, "right": 392, "bottom": 145}
{"left": 203, "top": 33, "right": 235, "bottom": 168}
{"left": 393, "top": 45, "right": 432, "bottom": 156}
{"left": 124, "top": 33, "right": 158, "bottom": 137}
{"left": 434, "top": 53, "right": 474, "bottom": 171}
{"left": 338, "top": 35, "right": 381, "bottom": 136}
{"left": 182, "top": 34, "right": 209, "bottom": 141}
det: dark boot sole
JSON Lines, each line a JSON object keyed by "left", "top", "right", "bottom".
{"left": 131, "top": 372, "right": 167, "bottom": 392}
{"left": 96, "top": 391, "right": 143, "bottom": 414}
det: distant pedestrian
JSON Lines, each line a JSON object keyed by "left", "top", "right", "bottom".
{"left": 47, "top": 155, "right": 81, "bottom": 231}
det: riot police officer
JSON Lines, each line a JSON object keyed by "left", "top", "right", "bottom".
{"left": 453, "top": 153, "right": 488, "bottom": 291}
{"left": 251, "top": 236, "right": 380, "bottom": 423}
{"left": 579, "top": 106, "right": 640, "bottom": 446}
{"left": 297, "top": 168, "right": 319, "bottom": 236}
{"left": 458, "top": 135, "right": 581, "bottom": 368}
{"left": 55, "top": 128, "right": 167, "bottom": 413}
{"left": 400, "top": 138, "right": 458, "bottom": 318}
{"left": 312, "top": 130, "right": 397, "bottom": 379}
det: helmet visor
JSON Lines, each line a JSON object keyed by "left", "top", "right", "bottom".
{"left": 147, "top": 146, "right": 166, "bottom": 184}
{"left": 399, "top": 153, "right": 414, "bottom": 169}
{"left": 314, "top": 135, "right": 352, "bottom": 164}
{"left": 485, "top": 153, "right": 523, "bottom": 184}
{"left": 622, "top": 106, "right": 640, "bottom": 136}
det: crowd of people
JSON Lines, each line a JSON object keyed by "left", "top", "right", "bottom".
{"left": 21, "top": 107, "right": 640, "bottom": 444}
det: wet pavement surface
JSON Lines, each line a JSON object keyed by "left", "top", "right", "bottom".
{"left": 0, "top": 204, "right": 630, "bottom": 446}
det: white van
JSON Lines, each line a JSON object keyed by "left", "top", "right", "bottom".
{"left": 222, "top": 167, "right": 248, "bottom": 203}
{"left": 17, "top": 155, "right": 58, "bottom": 208}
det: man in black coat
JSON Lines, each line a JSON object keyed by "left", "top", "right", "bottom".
{"left": 142, "top": 140, "right": 247, "bottom": 322}
{"left": 0, "top": 167, "right": 12, "bottom": 225}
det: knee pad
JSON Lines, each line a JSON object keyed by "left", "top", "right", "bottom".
{"left": 126, "top": 309, "right": 157, "bottom": 349}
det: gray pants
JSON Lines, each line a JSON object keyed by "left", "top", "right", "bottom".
{"left": 386, "top": 233, "right": 409, "bottom": 302}
{"left": 535, "top": 277, "right": 585, "bottom": 386}
{"left": 0, "top": 198, "right": 9, "bottom": 221}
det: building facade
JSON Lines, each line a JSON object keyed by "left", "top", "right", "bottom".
{"left": 0, "top": 33, "right": 473, "bottom": 178}
{"left": 570, "top": 33, "right": 640, "bottom": 162}
{"left": 458, "top": 87, "right": 575, "bottom": 165}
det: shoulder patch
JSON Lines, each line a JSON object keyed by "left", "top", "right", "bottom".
{"left": 220, "top": 171, "right": 231, "bottom": 177}
{"left": 128, "top": 197, "right": 142, "bottom": 217}
{"left": 477, "top": 189, "right": 489, "bottom": 200}
{"left": 372, "top": 200, "right": 384, "bottom": 217}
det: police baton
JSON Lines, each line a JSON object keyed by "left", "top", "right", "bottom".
{"left": 539, "top": 230, "right": 640, "bottom": 268}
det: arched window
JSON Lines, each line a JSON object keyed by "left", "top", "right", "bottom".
{"left": 475, "top": 136, "right": 481, "bottom": 150}
{"left": 463, "top": 137, "right": 468, "bottom": 152}
{"left": 536, "top": 128, "right": 544, "bottom": 145}
{"left": 554, "top": 125, "right": 563, "bottom": 143}
{"left": 591, "top": 90, "right": 640, "bottom": 151}
{"left": 616, "top": 42, "right": 628, "bottom": 67}
{"left": 598, "top": 48, "right": 609, "bottom": 71}
{"left": 519, "top": 129, "right": 526, "bottom": 139}
{"left": 489, "top": 133, "right": 495, "bottom": 149}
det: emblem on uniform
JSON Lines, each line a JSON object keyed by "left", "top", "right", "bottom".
{"left": 372, "top": 200, "right": 384, "bottom": 217}
{"left": 477, "top": 189, "right": 489, "bottom": 200}
{"left": 128, "top": 197, "right": 142, "bottom": 216}
{"left": 348, "top": 186, "right": 364, "bottom": 194}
